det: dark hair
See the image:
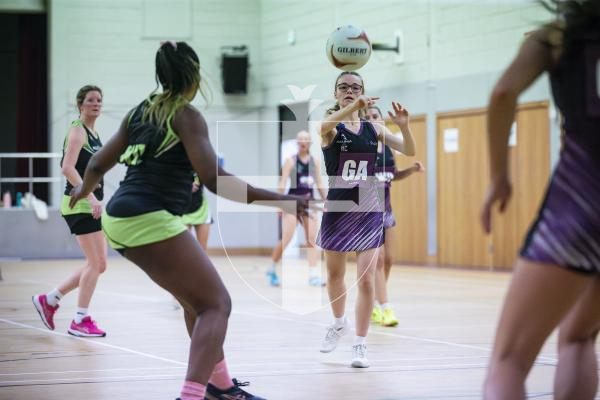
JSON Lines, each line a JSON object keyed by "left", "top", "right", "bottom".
{"left": 76, "top": 85, "right": 102, "bottom": 113}
{"left": 538, "top": 0, "right": 600, "bottom": 49}
{"left": 326, "top": 71, "right": 366, "bottom": 117}
{"left": 143, "top": 41, "right": 211, "bottom": 129}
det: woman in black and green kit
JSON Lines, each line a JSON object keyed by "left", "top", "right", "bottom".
{"left": 69, "top": 41, "right": 310, "bottom": 400}
{"left": 33, "top": 85, "right": 108, "bottom": 338}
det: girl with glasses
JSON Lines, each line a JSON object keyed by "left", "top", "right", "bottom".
{"left": 317, "top": 71, "right": 416, "bottom": 368}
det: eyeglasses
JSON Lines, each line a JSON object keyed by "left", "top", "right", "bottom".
{"left": 336, "top": 84, "right": 363, "bottom": 94}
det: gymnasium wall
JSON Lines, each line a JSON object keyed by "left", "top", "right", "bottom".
{"left": 47, "top": 0, "right": 278, "bottom": 249}
{"left": 258, "top": 0, "right": 560, "bottom": 259}
{"left": 4, "top": 0, "right": 562, "bottom": 257}
{"left": 259, "top": 0, "right": 552, "bottom": 104}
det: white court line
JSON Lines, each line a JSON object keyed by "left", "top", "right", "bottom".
{"left": 15, "top": 279, "right": 169, "bottom": 303}
{"left": 0, "top": 366, "right": 185, "bottom": 377}
{"left": 232, "top": 310, "right": 559, "bottom": 365}
{"left": 8, "top": 282, "right": 559, "bottom": 365}
{"left": 0, "top": 363, "right": 495, "bottom": 386}
{"left": 0, "top": 318, "right": 186, "bottom": 367}
{"left": 0, "top": 355, "right": 496, "bottom": 378}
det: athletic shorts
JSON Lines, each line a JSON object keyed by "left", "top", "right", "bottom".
{"left": 181, "top": 197, "right": 213, "bottom": 226}
{"left": 63, "top": 213, "right": 102, "bottom": 235}
{"left": 101, "top": 210, "right": 187, "bottom": 251}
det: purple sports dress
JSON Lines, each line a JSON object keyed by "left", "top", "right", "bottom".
{"left": 317, "top": 120, "right": 385, "bottom": 252}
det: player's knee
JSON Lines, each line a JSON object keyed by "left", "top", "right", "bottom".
{"left": 213, "top": 291, "right": 232, "bottom": 318}
{"left": 384, "top": 254, "right": 393, "bottom": 269}
{"left": 559, "top": 328, "right": 599, "bottom": 349}
{"left": 89, "top": 258, "right": 107, "bottom": 274}
{"left": 357, "top": 273, "right": 374, "bottom": 293}
{"left": 327, "top": 268, "right": 345, "bottom": 283}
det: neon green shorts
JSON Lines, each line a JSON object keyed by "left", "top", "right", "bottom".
{"left": 181, "top": 198, "right": 212, "bottom": 226}
{"left": 101, "top": 210, "right": 187, "bottom": 250}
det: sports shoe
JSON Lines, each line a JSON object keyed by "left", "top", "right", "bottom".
{"left": 351, "top": 344, "right": 370, "bottom": 368}
{"left": 308, "top": 275, "right": 326, "bottom": 287}
{"left": 381, "top": 307, "right": 399, "bottom": 327}
{"left": 266, "top": 270, "right": 280, "bottom": 287}
{"left": 320, "top": 317, "right": 350, "bottom": 353}
{"left": 205, "top": 378, "right": 266, "bottom": 400}
{"left": 68, "top": 316, "right": 106, "bottom": 337}
{"left": 32, "top": 294, "right": 59, "bottom": 330}
{"left": 371, "top": 305, "right": 382, "bottom": 325}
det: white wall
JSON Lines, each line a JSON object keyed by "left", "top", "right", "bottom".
{"left": 259, "top": 0, "right": 551, "bottom": 105}
{"left": 48, "top": 0, "right": 281, "bottom": 247}
{"left": 45, "top": 0, "right": 558, "bottom": 250}
{"left": 258, "top": 0, "right": 557, "bottom": 255}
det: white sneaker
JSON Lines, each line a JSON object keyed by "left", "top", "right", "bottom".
{"left": 320, "top": 317, "right": 350, "bottom": 353}
{"left": 351, "top": 344, "right": 370, "bottom": 368}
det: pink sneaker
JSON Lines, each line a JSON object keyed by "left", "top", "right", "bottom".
{"left": 32, "top": 294, "right": 59, "bottom": 330}
{"left": 68, "top": 316, "right": 106, "bottom": 337}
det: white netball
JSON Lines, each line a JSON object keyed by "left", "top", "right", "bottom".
{"left": 326, "top": 25, "right": 372, "bottom": 71}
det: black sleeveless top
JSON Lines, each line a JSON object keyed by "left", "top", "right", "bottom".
{"left": 61, "top": 120, "right": 104, "bottom": 200}
{"left": 106, "top": 99, "right": 195, "bottom": 217}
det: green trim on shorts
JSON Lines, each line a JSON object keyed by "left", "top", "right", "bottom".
{"left": 181, "top": 198, "right": 211, "bottom": 226}
{"left": 61, "top": 194, "right": 92, "bottom": 215}
{"left": 101, "top": 210, "right": 187, "bottom": 250}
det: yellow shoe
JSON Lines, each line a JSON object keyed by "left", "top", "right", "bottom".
{"left": 371, "top": 306, "right": 383, "bottom": 325}
{"left": 381, "top": 307, "right": 399, "bottom": 327}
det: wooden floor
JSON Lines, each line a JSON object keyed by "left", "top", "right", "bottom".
{"left": 0, "top": 256, "right": 595, "bottom": 400}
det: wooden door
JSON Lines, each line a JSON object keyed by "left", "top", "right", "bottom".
{"left": 492, "top": 102, "right": 551, "bottom": 268}
{"left": 435, "top": 102, "right": 551, "bottom": 269}
{"left": 437, "top": 110, "right": 492, "bottom": 268}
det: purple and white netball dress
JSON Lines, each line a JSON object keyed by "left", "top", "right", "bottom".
{"left": 288, "top": 155, "right": 316, "bottom": 199}
{"left": 520, "top": 27, "right": 600, "bottom": 273}
{"left": 317, "top": 120, "right": 385, "bottom": 252}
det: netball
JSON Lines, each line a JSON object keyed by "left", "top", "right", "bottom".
{"left": 326, "top": 25, "right": 372, "bottom": 71}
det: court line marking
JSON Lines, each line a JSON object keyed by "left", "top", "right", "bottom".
{"left": 10, "top": 281, "right": 560, "bottom": 363}
{"left": 15, "top": 279, "right": 169, "bottom": 303}
{"left": 0, "top": 360, "right": 559, "bottom": 387}
{"left": 233, "top": 310, "right": 561, "bottom": 364}
{"left": 0, "top": 318, "right": 186, "bottom": 367}
{"left": 0, "top": 355, "right": 499, "bottom": 377}
{"left": 0, "top": 355, "right": 502, "bottom": 379}
{"left": 0, "top": 363, "right": 492, "bottom": 386}
{"left": 6, "top": 281, "right": 559, "bottom": 365}
{"left": 0, "top": 313, "right": 515, "bottom": 376}
{"left": 13, "top": 279, "right": 498, "bottom": 330}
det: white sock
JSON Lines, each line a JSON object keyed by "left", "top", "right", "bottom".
{"left": 46, "top": 289, "right": 64, "bottom": 307}
{"left": 268, "top": 262, "right": 276, "bottom": 273}
{"left": 381, "top": 303, "right": 391, "bottom": 310}
{"left": 309, "top": 266, "right": 320, "bottom": 278}
{"left": 354, "top": 335, "right": 366, "bottom": 346}
{"left": 74, "top": 307, "right": 88, "bottom": 324}
{"left": 373, "top": 301, "right": 381, "bottom": 310}
{"left": 334, "top": 315, "right": 346, "bottom": 329}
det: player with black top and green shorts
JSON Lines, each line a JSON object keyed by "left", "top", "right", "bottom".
{"left": 69, "top": 41, "right": 310, "bottom": 400}
{"left": 32, "top": 85, "right": 108, "bottom": 338}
